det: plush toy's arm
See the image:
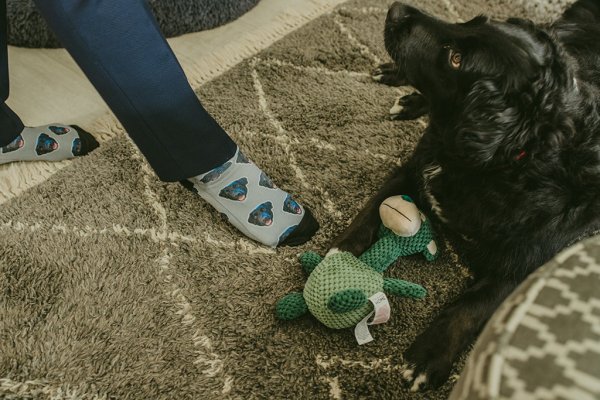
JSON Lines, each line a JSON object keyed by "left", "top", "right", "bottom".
{"left": 383, "top": 278, "right": 427, "bottom": 299}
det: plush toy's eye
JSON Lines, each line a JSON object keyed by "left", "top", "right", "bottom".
{"left": 448, "top": 48, "right": 462, "bottom": 69}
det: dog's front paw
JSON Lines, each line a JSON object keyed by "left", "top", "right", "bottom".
{"left": 400, "top": 334, "right": 453, "bottom": 391}
{"left": 390, "top": 92, "right": 428, "bottom": 120}
{"left": 332, "top": 227, "right": 376, "bottom": 257}
{"left": 372, "top": 63, "right": 407, "bottom": 87}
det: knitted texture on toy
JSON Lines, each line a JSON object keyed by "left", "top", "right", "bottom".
{"left": 275, "top": 249, "right": 429, "bottom": 328}
{"left": 275, "top": 205, "right": 437, "bottom": 329}
{"left": 303, "top": 252, "right": 383, "bottom": 329}
{"left": 360, "top": 220, "right": 437, "bottom": 273}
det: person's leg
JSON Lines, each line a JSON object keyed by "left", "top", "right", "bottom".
{"left": 33, "top": 0, "right": 318, "bottom": 247}
{"left": 0, "top": 0, "right": 98, "bottom": 163}
{"left": 33, "top": 0, "right": 234, "bottom": 182}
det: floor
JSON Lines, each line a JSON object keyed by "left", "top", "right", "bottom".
{"left": 0, "top": 0, "right": 347, "bottom": 204}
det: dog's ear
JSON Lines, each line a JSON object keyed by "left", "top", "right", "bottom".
{"left": 454, "top": 79, "right": 528, "bottom": 166}
{"left": 506, "top": 17, "right": 536, "bottom": 30}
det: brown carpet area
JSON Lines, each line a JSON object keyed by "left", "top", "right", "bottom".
{"left": 0, "top": 0, "right": 570, "bottom": 399}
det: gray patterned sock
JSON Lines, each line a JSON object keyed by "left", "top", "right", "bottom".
{"left": 0, "top": 124, "right": 99, "bottom": 165}
{"left": 184, "top": 148, "right": 319, "bottom": 247}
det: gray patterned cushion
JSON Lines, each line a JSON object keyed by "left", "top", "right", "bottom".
{"left": 450, "top": 235, "right": 600, "bottom": 400}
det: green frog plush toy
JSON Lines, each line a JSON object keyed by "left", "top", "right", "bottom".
{"left": 275, "top": 195, "right": 438, "bottom": 333}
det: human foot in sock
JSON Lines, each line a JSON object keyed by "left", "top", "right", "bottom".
{"left": 0, "top": 124, "right": 99, "bottom": 165}
{"left": 182, "top": 148, "right": 319, "bottom": 247}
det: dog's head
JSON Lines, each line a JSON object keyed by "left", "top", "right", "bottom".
{"left": 384, "top": 2, "right": 577, "bottom": 167}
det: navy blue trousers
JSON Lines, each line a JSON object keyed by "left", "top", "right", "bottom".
{"left": 0, "top": 0, "right": 237, "bottom": 181}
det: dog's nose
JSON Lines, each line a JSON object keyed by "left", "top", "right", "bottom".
{"left": 387, "top": 2, "right": 417, "bottom": 23}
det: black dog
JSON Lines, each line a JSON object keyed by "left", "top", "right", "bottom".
{"left": 219, "top": 177, "right": 249, "bottom": 201}
{"left": 1, "top": 134, "right": 24, "bottom": 153}
{"left": 48, "top": 125, "right": 71, "bottom": 135}
{"left": 283, "top": 194, "right": 303, "bottom": 214}
{"left": 35, "top": 133, "right": 59, "bottom": 156}
{"left": 332, "top": 0, "right": 600, "bottom": 391}
{"left": 200, "top": 161, "right": 232, "bottom": 183}
{"left": 248, "top": 201, "right": 274, "bottom": 226}
{"left": 71, "top": 138, "right": 82, "bottom": 156}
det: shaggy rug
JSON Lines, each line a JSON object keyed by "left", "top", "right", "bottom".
{"left": 0, "top": 0, "right": 571, "bottom": 399}
{"left": 6, "top": 0, "right": 261, "bottom": 48}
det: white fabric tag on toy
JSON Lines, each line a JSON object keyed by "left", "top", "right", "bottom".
{"left": 354, "top": 292, "right": 391, "bottom": 345}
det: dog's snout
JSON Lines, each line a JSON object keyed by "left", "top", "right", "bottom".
{"left": 387, "top": 2, "right": 417, "bottom": 23}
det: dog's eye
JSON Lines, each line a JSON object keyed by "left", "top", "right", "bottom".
{"left": 449, "top": 49, "right": 462, "bottom": 69}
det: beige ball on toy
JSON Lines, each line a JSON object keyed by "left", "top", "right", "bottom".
{"left": 379, "top": 195, "right": 424, "bottom": 237}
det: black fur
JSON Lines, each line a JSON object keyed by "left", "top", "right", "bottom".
{"left": 333, "top": 0, "right": 600, "bottom": 390}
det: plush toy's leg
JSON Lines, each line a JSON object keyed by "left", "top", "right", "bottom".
{"left": 276, "top": 292, "right": 308, "bottom": 320}
{"left": 384, "top": 278, "right": 427, "bottom": 299}
{"left": 299, "top": 251, "right": 322, "bottom": 275}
